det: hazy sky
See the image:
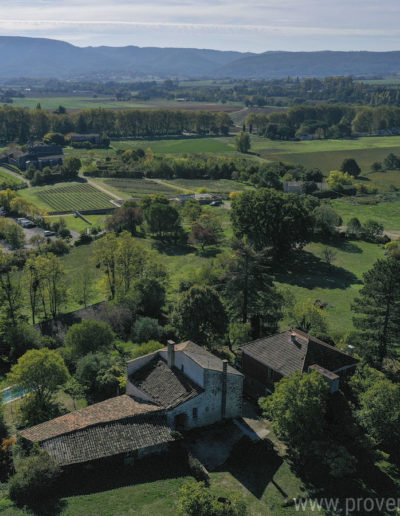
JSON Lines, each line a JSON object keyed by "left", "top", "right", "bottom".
{"left": 0, "top": 0, "right": 399, "bottom": 52}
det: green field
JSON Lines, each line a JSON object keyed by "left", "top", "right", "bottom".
{"left": 0, "top": 168, "right": 24, "bottom": 188}
{"left": 10, "top": 96, "right": 241, "bottom": 112}
{"left": 94, "top": 178, "right": 181, "bottom": 199}
{"left": 10, "top": 96, "right": 149, "bottom": 111}
{"left": 276, "top": 240, "right": 384, "bottom": 332}
{"left": 53, "top": 214, "right": 106, "bottom": 232}
{"left": 170, "top": 178, "right": 249, "bottom": 194}
{"left": 112, "top": 137, "right": 235, "bottom": 154}
{"left": 251, "top": 135, "right": 400, "bottom": 173}
{"left": 20, "top": 183, "right": 114, "bottom": 213}
{"left": 332, "top": 198, "right": 400, "bottom": 232}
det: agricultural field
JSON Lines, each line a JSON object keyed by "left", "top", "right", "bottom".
{"left": 112, "top": 136, "right": 236, "bottom": 154}
{"left": 10, "top": 96, "right": 149, "bottom": 111}
{"left": 19, "top": 183, "right": 115, "bottom": 214}
{"left": 94, "top": 178, "right": 182, "bottom": 199}
{"left": 168, "top": 178, "right": 249, "bottom": 194}
{"left": 10, "top": 96, "right": 241, "bottom": 113}
{"left": 251, "top": 134, "right": 400, "bottom": 173}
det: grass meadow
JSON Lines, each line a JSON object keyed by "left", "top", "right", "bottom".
{"left": 10, "top": 97, "right": 240, "bottom": 112}
{"left": 0, "top": 169, "right": 24, "bottom": 188}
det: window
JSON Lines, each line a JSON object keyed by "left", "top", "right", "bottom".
{"left": 192, "top": 407, "right": 198, "bottom": 419}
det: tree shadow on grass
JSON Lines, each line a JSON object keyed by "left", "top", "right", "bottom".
{"left": 55, "top": 446, "right": 190, "bottom": 499}
{"left": 275, "top": 250, "right": 360, "bottom": 290}
{"left": 216, "top": 436, "right": 283, "bottom": 499}
{"left": 23, "top": 499, "right": 67, "bottom": 516}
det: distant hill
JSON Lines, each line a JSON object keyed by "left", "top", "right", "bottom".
{"left": 0, "top": 36, "right": 399, "bottom": 79}
{"left": 215, "top": 51, "right": 400, "bottom": 78}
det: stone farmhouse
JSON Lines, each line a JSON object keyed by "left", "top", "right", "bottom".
{"left": 240, "top": 329, "right": 359, "bottom": 398}
{"left": 70, "top": 133, "right": 100, "bottom": 145}
{"left": 0, "top": 144, "right": 64, "bottom": 171}
{"left": 19, "top": 341, "right": 243, "bottom": 468}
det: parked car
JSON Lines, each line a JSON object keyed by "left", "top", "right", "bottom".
{"left": 0, "top": 210, "right": 6, "bottom": 216}
{"left": 44, "top": 230, "right": 55, "bottom": 237}
{"left": 21, "top": 221, "right": 35, "bottom": 228}
{"left": 210, "top": 200, "right": 222, "bottom": 206}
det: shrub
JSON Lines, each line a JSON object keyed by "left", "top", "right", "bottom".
{"left": 132, "top": 317, "right": 163, "bottom": 343}
{"left": 9, "top": 449, "right": 60, "bottom": 508}
{"left": 130, "top": 340, "right": 164, "bottom": 359}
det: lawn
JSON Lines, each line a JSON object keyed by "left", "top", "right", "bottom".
{"left": 275, "top": 240, "right": 384, "bottom": 332}
{"left": 332, "top": 197, "right": 400, "bottom": 231}
{"left": 52, "top": 214, "right": 106, "bottom": 232}
{"left": 0, "top": 169, "right": 24, "bottom": 188}
{"left": 19, "top": 183, "right": 115, "bottom": 214}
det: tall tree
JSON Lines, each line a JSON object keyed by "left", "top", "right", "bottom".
{"left": 259, "top": 371, "right": 329, "bottom": 460}
{"left": 352, "top": 257, "right": 400, "bottom": 366}
{"left": 221, "top": 239, "right": 283, "bottom": 337}
{"left": 0, "top": 252, "right": 22, "bottom": 327}
{"left": 172, "top": 286, "right": 228, "bottom": 348}
{"left": 230, "top": 189, "right": 314, "bottom": 261}
{"left": 235, "top": 131, "right": 251, "bottom": 153}
{"left": 8, "top": 348, "right": 69, "bottom": 426}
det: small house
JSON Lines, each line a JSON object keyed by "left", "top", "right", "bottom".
{"left": 240, "top": 329, "right": 358, "bottom": 398}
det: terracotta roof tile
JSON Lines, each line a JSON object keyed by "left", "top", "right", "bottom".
{"left": 40, "top": 412, "right": 174, "bottom": 466}
{"left": 20, "top": 395, "right": 157, "bottom": 443}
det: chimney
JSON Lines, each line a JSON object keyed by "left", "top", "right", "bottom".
{"left": 348, "top": 345, "right": 355, "bottom": 357}
{"left": 290, "top": 331, "right": 296, "bottom": 344}
{"left": 167, "top": 340, "right": 175, "bottom": 369}
{"left": 221, "top": 360, "right": 228, "bottom": 419}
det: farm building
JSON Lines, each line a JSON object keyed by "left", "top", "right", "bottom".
{"left": 19, "top": 396, "right": 175, "bottom": 467}
{"left": 20, "top": 341, "right": 243, "bottom": 467}
{"left": 283, "top": 181, "right": 329, "bottom": 194}
{"left": 0, "top": 144, "right": 64, "bottom": 171}
{"left": 126, "top": 340, "right": 243, "bottom": 430}
{"left": 240, "top": 329, "right": 359, "bottom": 398}
{"left": 70, "top": 133, "right": 101, "bottom": 144}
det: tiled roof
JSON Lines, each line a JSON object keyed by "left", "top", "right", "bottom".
{"left": 40, "top": 413, "right": 174, "bottom": 466}
{"left": 241, "top": 329, "right": 358, "bottom": 377}
{"left": 171, "top": 341, "right": 242, "bottom": 376}
{"left": 20, "top": 395, "right": 158, "bottom": 443}
{"left": 131, "top": 357, "right": 203, "bottom": 408}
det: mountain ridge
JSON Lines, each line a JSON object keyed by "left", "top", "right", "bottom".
{"left": 0, "top": 36, "right": 399, "bottom": 79}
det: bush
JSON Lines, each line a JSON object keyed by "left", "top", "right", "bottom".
{"left": 132, "top": 317, "right": 163, "bottom": 343}
{"left": 130, "top": 340, "right": 164, "bottom": 359}
{"left": 9, "top": 449, "right": 60, "bottom": 508}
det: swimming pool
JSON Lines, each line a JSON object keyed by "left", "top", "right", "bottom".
{"left": 1, "top": 385, "right": 30, "bottom": 404}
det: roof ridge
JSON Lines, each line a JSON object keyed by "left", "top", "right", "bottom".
{"left": 293, "top": 328, "right": 355, "bottom": 358}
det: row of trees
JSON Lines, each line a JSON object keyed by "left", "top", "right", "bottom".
{"left": 0, "top": 105, "right": 232, "bottom": 143}
{"left": 247, "top": 104, "right": 400, "bottom": 140}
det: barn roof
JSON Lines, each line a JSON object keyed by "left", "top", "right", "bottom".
{"left": 20, "top": 395, "right": 158, "bottom": 443}
{"left": 39, "top": 412, "right": 174, "bottom": 466}
{"left": 240, "top": 329, "right": 358, "bottom": 377}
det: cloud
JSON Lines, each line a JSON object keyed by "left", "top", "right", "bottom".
{"left": 0, "top": 0, "right": 399, "bottom": 51}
